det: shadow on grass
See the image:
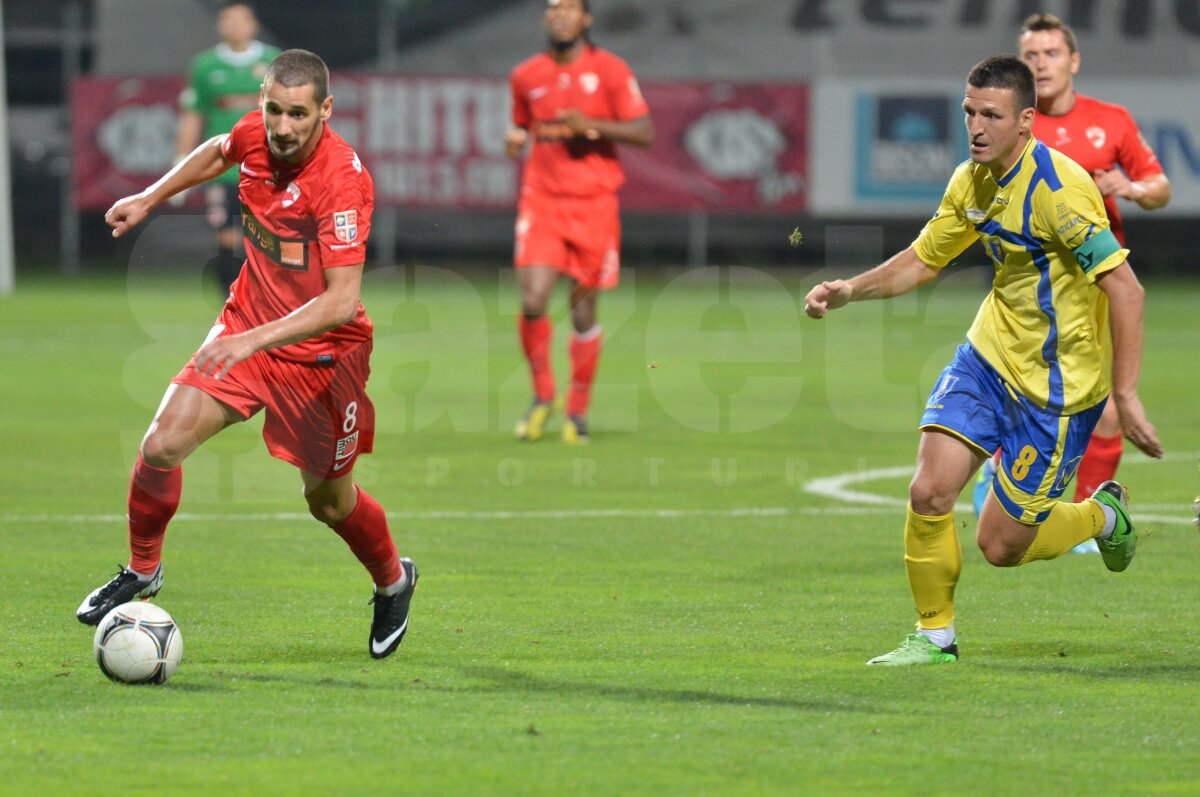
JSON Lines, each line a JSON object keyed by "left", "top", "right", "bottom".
{"left": 437, "top": 664, "right": 878, "bottom": 714}
{"left": 167, "top": 665, "right": 879, "bottom": 713}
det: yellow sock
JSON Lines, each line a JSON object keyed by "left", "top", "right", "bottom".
{"left": 904, "top": 504, "right": 961, "bottom": 630}
{"left": 1018, "top": 499, "right": 1106, "bottom": 564}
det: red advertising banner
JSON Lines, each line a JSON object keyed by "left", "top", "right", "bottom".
{"left": 71, "top": 76, "right": 190, "bottom": 210}
{"left": 624, "top": 82, "right": 808, "bottom": 212}
{"left": 72, "top": 75, "right": 808, "bottom": 213}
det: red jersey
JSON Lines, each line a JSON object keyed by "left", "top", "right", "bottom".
{"left": 510, "top": 46, "right": 649, "bottom": 196}
{"left": 219, "top": 111, "right": 374, "bottom": 364}
{"left": 1033, "top": 93, "right": 1164, "bottom": 245}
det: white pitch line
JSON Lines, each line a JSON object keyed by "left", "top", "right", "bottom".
{"left": 0, "top": 505, "right": 897, "bottom": 525}
{"left": 803, "top": 459, "right": 1199, "bottom": 526}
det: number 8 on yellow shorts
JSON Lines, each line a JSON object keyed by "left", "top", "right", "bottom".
{"left": 920, "top": 343, "right": 1106, "bottom": 524}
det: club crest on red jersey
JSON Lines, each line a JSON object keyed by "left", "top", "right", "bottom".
{"left": 333, "top": 210, "right": 358, "bottom": 243}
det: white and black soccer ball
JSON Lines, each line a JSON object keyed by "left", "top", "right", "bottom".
{"left": 93, "top": 601, "right": 183, "bottom": 684}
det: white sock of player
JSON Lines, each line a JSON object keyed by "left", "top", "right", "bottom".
{"left": 918, "top": 623, "right": 955, "bottom": 649}
{"left": 129, "top": 565, "right": 158, "bottom": 583}
{"left": 377, "top": 566, "right": 407, "bottom": 596}
{"left": 1095, "top": 501, "right": 1118, "bottom": 539}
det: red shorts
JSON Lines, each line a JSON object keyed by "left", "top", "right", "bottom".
{"left": 173, "top": 326, "right": 375, "bottom": 479}
{"left": 514, "top": 187, "right": 620, "bottom": 290}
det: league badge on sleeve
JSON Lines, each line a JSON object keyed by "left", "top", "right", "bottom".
{"left": 333, "top": 210, "right": 359, "bottom": 243}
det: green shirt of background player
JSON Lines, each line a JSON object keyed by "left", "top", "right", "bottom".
{"left": 175, "top": 2, "right": 280, "bottom": 294}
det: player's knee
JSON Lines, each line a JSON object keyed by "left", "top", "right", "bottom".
{"left": 521, "top": 294, "right": 549, "bottom": 317}
{"left": 139, "top": 432, "right": 187, "bottom": 469}
{"left": 305, "top": 492, "right": 350, "bottom": 527}
{"left": 908, "top": 480, "right": 956, "bottom": 517}
{"left": 978, "top": 539, "right": 1023, "bottom": 567}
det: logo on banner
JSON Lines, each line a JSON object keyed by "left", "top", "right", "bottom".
{"left": 684, "top": 108, "right": 804, "bottom": 206}
{"left": 333, "top": 210, "right": 358, "bottom": 243}
{"left": 855, "top": 94, "right": 962, "bottom": 201}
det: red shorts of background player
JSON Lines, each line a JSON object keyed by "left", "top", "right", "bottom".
{"left": 172, "top": 326, "right": 376, "bottom": 479}
{"left": 514, "top": 187, "right": 620, "bottom": 290}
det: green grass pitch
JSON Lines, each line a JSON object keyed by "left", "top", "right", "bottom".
{"left": 2, "top": 263, "right": 1199, "bottom": 796}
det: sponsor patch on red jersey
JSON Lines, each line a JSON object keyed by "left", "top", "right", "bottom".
{"left": 333, "top": 210, "right": 359, "bottom": 243}
{"left": 335, "top": 431, "right": 360, "bottom": 461}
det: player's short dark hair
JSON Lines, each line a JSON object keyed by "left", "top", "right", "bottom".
{"left": 218, "top": 1, "right": 258, "bottom": 16}
{"left": 1021, "top": 12, "right": 1078, "bottom": 54}
{"left": 264, "top": 49, "right": 329, "bottom": 106}
{"left": 967, "top": 55, "right": 1036, "bottom": 112}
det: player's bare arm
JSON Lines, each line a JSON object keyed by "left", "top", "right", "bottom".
{"left": 805, "top": 246, "right": 939, "bottom": 318}
{"left": 105, "top": 135, "right": 233, "bottom": 237}
{"left": 557, "top": 109, "right": 654, "bottom": 147}
{"left": 1096, "top": 261, "right": 1163, "bottom": 458}
{"left": 1092, "top": 169, "right": 1171, "bottom": 210}
{"left": 505, "top": 127, "right": 529, "bottom": 158}
{"left": 193, "top": 264, "right": 364, "bottom": 380}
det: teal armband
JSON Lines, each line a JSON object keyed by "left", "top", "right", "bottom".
{"left": 1072, "top": 228, "right": 1121, "bottom": 273}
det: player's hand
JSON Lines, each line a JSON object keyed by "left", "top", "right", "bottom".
{"left": 194, "top": 332, "right": 257, "bottom": 381}
{"left": 1114, "top": 393, "right": 1164, "bottom": 458}
{"left": 557, "top": 108, "right": 601, "bottom": 140}
{"left": 804, "top": 280, "right": 853, "bottom": 319}
{"left": 104, "top": 194, "right": 153, "bottom": 238}
{"left": 1092, "top": 168, "right": 1137, "bottom": 201}
{"left": 505, "top": 128, "right": 528, "bottom": 159}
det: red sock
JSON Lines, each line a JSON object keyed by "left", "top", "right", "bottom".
{"left": 333, "top": 488, "right": 402, "bottom": 587}
{"left": 127, "top": 455, "right": 182, "bottom": 574}
{"left": 1073, "top": 432, "right": 1124, "bottom": 502}
{"left": 566, "top": 326, "right": 602, "bottom": 418}
{"left": 519, "top": 315, "right": 555, "bottom": 402}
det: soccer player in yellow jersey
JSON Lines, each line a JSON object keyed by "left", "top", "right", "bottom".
{"left": 804, "top": 55, "right": 1163, "bottom": 666}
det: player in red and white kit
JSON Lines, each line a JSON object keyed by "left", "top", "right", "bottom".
{"left": 974, "top": 14, "right": 1172, "bottom": 525}
{"left": 76, "top": 50, "right": 418, "bottom": 660}
{"left": 1021, "top": 14, "right": 1170, "bottom": 504}
{"left": 507, "top": 0, "right": 653, "bottom": 444}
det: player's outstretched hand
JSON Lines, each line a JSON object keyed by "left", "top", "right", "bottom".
{"left": 104, "top": 195, "right": 153, "bottom": 238}
{"left": 804, "top": 280, "right": 852, "bottom": 319}
{"left": 505, "top": 128, "right": 528, "bottom": 159}
{"left": 194, "top": 332, "right": 257, "bottom": 381}
{"left": 1114, "top": 394, "right": 1164, "bottom": 458}
{"left": 558, "top": 108, "right": 600, "bottom": 140}
{"left": 1092, "top": 168, "right": 1135, "bottom": 200}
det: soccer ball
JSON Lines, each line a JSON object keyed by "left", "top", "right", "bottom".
{"left": 93, "top": 601, "right": 183, "bottom": 684}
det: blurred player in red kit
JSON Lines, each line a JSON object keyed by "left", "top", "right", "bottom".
{"left": 976, "top": 13, "right": 1171, "bottom": 523}
{"left": 507, "top": 0, "right": 654, "bottom": 444}
{"left": 76, "top": 50, "right": 418, "bottom": 660}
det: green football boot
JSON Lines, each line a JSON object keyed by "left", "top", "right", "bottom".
{"left": 1091, "top": 480, "right": 1136, "bottom": 572}
{"left": 867, "top": 633, "right": 958, "bottom": 666}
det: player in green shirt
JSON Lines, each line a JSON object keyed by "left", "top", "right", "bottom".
{"left": 175, "top": 2, "right": 279, "bottom": 294}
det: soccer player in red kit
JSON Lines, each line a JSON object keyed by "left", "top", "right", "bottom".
{"left": 1020, "top": 13, "right": 1170, "bottom": 503}
{"left": 507, "top": 0, "right": 653, "bottom": 443}
{"left": 76, "top": 50, "right": 418, "bottom": 660}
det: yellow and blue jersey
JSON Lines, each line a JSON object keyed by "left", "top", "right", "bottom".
{"left": 913, "top": 137, "right": 1128, "bottom": 415}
